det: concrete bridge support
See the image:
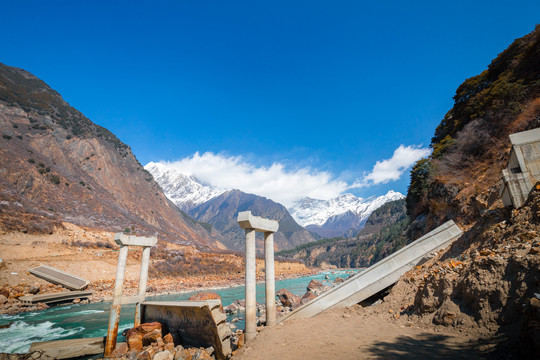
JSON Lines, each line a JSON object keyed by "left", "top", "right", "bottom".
{"left": 238, "top": 211, "right": 279, "bottom": 343}
{"left": 104, "top": 233, "right": 157, "bottom": 358}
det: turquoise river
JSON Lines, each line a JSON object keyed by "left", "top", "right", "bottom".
{"left": 0, "top": 270, "right": 357, "bottom": 353}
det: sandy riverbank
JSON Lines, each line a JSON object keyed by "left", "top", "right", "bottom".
{"left": 0, "top": 223, "right": 317, "bottom": 314}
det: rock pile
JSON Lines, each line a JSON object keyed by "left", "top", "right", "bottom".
{"left": 106, "top": 321, "right": 242, "bottom": 360}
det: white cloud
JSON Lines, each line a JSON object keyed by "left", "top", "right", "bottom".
{"left": 151, "top": 145, "right": 429, "bottom": 206}
{"left": 351, "top": 145, "right": 431, "bottom": 188}
{"left": 153, "top": 152, "right": 348, "bottom": 207}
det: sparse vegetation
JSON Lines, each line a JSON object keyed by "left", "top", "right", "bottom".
{"left": 49, "top": 175, "right": 60, "bottom": 185}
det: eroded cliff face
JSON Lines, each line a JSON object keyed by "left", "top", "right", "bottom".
{"left": 0, "top": 63, "right": 222, "bottom": 248}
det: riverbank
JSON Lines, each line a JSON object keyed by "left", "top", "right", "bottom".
{"left": 0, "top": 223, "right": 318, "bottom": 315}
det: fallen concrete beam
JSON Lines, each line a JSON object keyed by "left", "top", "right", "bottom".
{"left": 141, "top": 300, "right": 232, "bottom": 360}
{"left": 28, "top": 265, "right": 89, "bottom": 290}
{"left": 280, "top": 220, "right": 463, "bottom": 321}
{"left": 19, "top": 290, "right": 94, "bottom": 305}
{"left": 29, "top": 337, "right": 109, "bottom": 359}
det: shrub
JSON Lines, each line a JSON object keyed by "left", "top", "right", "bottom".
{"left": 28, "top": 159, "right": 35, "bottom": 164}
{"left": 49, "top": 175, "right": 60, "bottom": 185}
{"left": 2, "top": 134, "right": 12, "bottom": 140}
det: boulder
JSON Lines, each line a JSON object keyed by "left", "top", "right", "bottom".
{"left": 29, "top": 286, "right": 40, "bottom": 295}
{"left": 153, "top": 350, "right": 173, "bottom": 360}
{"left": 125, "top": 322, "right": 162, "bottom": 351}
{"left": 188, "top": 292, "right": 223, "bottom": 311}
{"left": 333, "top": 277, "right": 345, "bottom": 284}
{"left": 276, "top": 289, "right": 301, "bottom": 309}
{"left": 163, "top": 333, "right": 174, "bottom": 344}
{"left": 307, "top": 279, "right": 324, "bottom": 293}
{"left": 301, "top": 291, "right": 317, "bottom": 304}
{"left": 0, "top": 289, "right": 9, "bottom": 298}
{"left": 142, "top": 329, "right": 162, "bottom": 346}
{"left": 111, "top": 342, "right": 128, "bottom": 357}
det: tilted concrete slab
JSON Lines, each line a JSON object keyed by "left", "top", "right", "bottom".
{"left": 19, "top": 290, "right": 94, "bottom": 305}
{"left": 237, "top": 211, "right": 279, "bottom": 232}
{"left": 29, "top": 337, "right": 109, "bottom": 359}
{"left": 280, "top": 220, "right": 463, "bottom": 321}
{"left": 141, "top": 300, "right": 232, "bottom": 360}
{"left": 114, "top": 233, "right": 158, "bottom": 247}
{"left": 29, "top": 265, "right": 89, "bottom": 290}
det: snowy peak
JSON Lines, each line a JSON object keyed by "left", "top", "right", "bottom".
{"left": 290, "top": 190, "right": 404, "bottom": 231}
{"left": 145, "top": 162, "right": 225, "bottom": 211}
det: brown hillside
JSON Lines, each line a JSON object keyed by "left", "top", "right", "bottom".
{"left": 407, "top": 25, "right": 540, "bottom": 234}
{"left": 0, "top": 63, "right": 223, "bottom": 248}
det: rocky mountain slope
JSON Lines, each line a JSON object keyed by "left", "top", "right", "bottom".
{"left": 391, "top": 26, "right": 540, "bottom": 358}
{"left": 0, "top": 63, "right": 222, "bottom": 248}
{"left": 290, "top": 191, "right": 404, "bottom": 237}
{"left": 188, "top": 189, "right": 317, "bottom": 251}
{"left": 278, "top": 199, "right": 408, "bottom": 268}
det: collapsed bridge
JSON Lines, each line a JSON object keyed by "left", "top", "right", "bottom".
{"left": 280, "top": 220, "right": 463, "bottom": 321}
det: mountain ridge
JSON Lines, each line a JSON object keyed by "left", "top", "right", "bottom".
{"left": 0, "top": 62, "right": 222, "bottom": 248}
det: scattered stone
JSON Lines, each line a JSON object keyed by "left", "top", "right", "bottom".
{"left": 276, "top": 289, "right": 301, "bottom": 309}
{"left": 125, "top": 322, "right": 162, "bottom": 351}
{"left": 153, "top": 350, "right": 173, "bottom": 360}
{"left": 163, "top": 333, "right": 174, "bottom": 345}
{"left": 28, "top": 286, "right": 40, "bottom": 295}
{"left": 111, "top": 342, "right": 129, "bottom": 357}
{"left": 173, "top": 346, "right": 185, "bottom": 360}
{"left": 306, "top": 279, "right": 324, "bottom": 293}
{"left": 301, "top": 291, "right": 317, "bottom": 304}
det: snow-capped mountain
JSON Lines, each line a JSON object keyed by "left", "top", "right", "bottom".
{"left": 147, "top": 160, "right": 404, "bottom": 239}
{"left": 145, "top": 162, "right": 225, "bottom": 211}
{"left": 289, "top": 191, "right": 404, "bottom": 237}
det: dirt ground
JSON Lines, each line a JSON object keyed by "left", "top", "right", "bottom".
{"left": 232, "top": 305, "right": 496, "bottom": 360}
{"left": 0, "top": 223, "right": 141, "bottom": 288}
{"left": 0, "top": 222, "right": 316, "bottom": 302}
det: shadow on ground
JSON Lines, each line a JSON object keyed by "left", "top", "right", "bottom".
{"left": 365, "top": 333, "right": 495, "bottom": 359}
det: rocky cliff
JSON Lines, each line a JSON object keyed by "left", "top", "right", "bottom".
{"left": 0, "top": 63, "right": 222, "bottom": 248}
{"left": 396, "top": 26, "right": 540, "bottom": 357}
{"left": 407, "top": 25, "right": 540, "bottom": 237}
{"left": 188, "top": 189, "right": 317, "bottom": 251}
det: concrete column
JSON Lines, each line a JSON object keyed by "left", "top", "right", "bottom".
{"left": 134, "top": 246, "right": 151, "bottom": 326}
{"left": 244, "top": 229, "right": 257, "bottom": 343}
{"left": 264, "top": 232, "right": 276, "bottom": 327}
{"left": 104, "top": 245, "right": 129, "bottom": 357}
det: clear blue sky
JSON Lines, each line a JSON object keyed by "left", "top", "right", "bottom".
{"left": 1, "top": 1, "right": 539, "bottom": 200}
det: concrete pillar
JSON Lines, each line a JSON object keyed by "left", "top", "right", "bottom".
{"left": 134, "top": 246, "right": 151, "bottom": 326}
{"left": 264, "top": 232, "right": 276, "bottom": 327}
{"left": 104, "top": 245, "right": 129, "bottom": 357}
{"left": 244, "top": 229, "right": 257, "bottom": 343}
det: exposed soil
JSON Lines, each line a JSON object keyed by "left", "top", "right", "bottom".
{"left": 233, "top": 304, "right": 494, "bottom": 360}
{"left": 0, "top": 222, "right": 316, "bottom": 312}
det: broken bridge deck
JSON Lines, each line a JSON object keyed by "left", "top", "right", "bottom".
{"left": 28, "top": 265, "right": 89, "bottom": 290}
{"left": 280, "top": 220, "right": 463, "bottom": 321}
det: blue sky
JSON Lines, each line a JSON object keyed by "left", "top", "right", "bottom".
{"left": 1, "top": 1, "right": 539, "bottom": 202}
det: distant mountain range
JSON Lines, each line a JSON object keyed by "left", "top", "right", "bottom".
{"left": 188, "top": 189, "right": 316, "bottom": 251}
{"left": 289, "top": 191, "right": 404, "bottom": 237}
{"left": 145, "top": 162, "right": 404, "bottom": 241}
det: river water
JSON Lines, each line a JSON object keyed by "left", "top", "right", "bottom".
{"left": 0, "top": 270, "right": 357, "bottom": 353}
